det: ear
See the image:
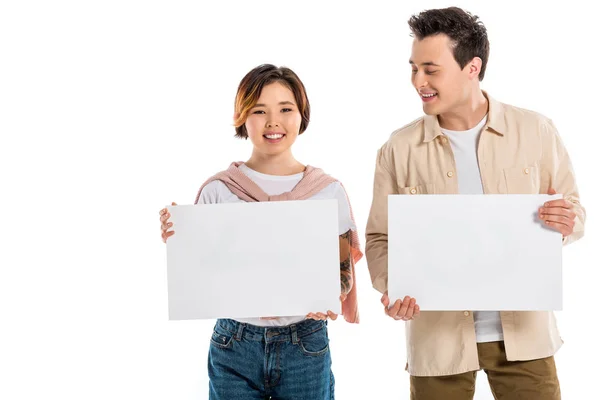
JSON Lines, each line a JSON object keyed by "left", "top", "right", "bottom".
{"left": 467, "top": 57, "right": 483, "bottom": 80}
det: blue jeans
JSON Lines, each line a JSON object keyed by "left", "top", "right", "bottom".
{"left": 208, "top": 318, "right": 334, "bottom": 399}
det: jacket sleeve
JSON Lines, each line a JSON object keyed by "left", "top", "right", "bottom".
{"left": 365, "top": 144, "right": 398, "bottom": 294}
{"left": 539, "top": 118, "right": 586, "bottom": 245}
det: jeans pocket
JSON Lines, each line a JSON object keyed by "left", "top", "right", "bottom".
{"left": 298, "top": 327, "right": 330, "bottom": 357}
{"left": 210, "top": 328, "right": 234, "bottom": 349}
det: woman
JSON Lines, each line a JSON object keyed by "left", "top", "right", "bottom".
{"left": 159, "top": 64, "right": 362, "bottom": 399}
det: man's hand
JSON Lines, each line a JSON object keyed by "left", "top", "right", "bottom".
{"left": 381, "top": 292, "right": 420, "bottom": 321}
{"left": 539, "top": 188, "right": 576, "bottom": 237}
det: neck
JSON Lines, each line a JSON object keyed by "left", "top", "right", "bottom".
{"left": 245, "top": 149, "right": 305, "bottom": 176}
{"left": 438, "top": 89, "right": 488, "bottom": 131}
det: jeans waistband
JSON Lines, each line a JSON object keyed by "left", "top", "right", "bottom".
{"left": 215, "top": 318, "right": 327, "bottom": 343}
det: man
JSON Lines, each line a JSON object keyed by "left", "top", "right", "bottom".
{"left": 365, "top": 7, "right": 586, "bottom": 400}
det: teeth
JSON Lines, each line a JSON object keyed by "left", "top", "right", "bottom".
{"left": 422, "top": 93, "right": 437, "bottom": 98}
{"left": 265, "top": 134, "right": 283, "bottom": 139}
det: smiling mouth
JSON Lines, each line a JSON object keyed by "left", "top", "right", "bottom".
{"left": 420, "top": 92, "right": 438, "bottom": 103}
{"left": 263, "top": 133, "right": 285, "bottom": 140}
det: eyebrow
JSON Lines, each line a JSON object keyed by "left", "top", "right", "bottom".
{"left": 253, "top": 101, "right": 296, "bottom": 107}
{"left": 409, "top": 60, "right": 441, "bottom": 67}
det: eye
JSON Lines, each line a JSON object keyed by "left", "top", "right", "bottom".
{"left": 281, "top": 108, "right": 293, "bottom": 112}
{"left": 425, "top": 70, "right": 438, "bottom": 75}
{"left": 252, "top": 110, "right": 265, "bottom": 114}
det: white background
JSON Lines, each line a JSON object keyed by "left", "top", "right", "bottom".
{"left": 1, "top": 1, "right": 597, "bottom": 399}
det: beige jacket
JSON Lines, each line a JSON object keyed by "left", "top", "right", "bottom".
{"left": 365, "top": 92, "right": 586, "bottom": 376}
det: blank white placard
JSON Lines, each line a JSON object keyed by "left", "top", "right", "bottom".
{"left": 165, "top": 199, "right": 340, "bottom": 320}
{"left": 388, "top": 194, "right": 563, "bottom": 311}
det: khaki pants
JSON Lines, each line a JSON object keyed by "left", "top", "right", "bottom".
{"left": 410, "top": 341, "right": 561, "bottom": 400}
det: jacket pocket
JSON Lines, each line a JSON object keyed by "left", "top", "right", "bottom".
{"left": 503, "top": 164, "right": 540, "bottom": 194}
{"left": 397, "top": 183, "right": 436, "bottom": 195}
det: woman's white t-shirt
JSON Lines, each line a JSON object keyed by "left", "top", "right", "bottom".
{"left": 197, "top": 164, "right": 356, "bottom": 327}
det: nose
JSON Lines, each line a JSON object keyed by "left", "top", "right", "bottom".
{"left": 266, "top": 119, "right": 280, "bottom": 128}
{"left": 412, "top": 71, "right": 428, "bottom": 90}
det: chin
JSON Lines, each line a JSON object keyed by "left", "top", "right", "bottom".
{"left": 422, "top": 103, "right": 444, "bottom": 116}
{"left": 262, "top": 146, "right": 289, "bottom": 156}
{"left": 422, "top": 105, "right": 437, "bottom": 115}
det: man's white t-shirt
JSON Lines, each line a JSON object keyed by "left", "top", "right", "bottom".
{"left": 440, "top": 115, "right": 504, "bottom": 343}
